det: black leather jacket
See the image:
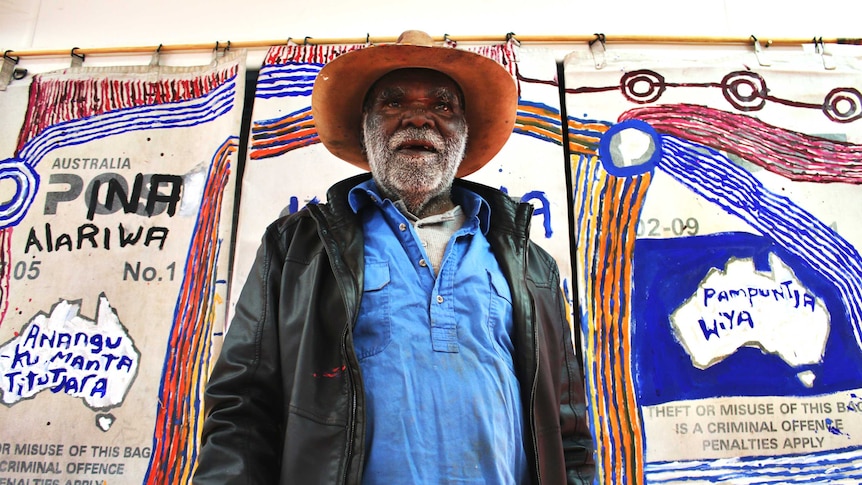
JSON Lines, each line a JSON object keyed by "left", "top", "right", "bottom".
{"left": 194, "top": 173, "right": 595, "bottom": 484}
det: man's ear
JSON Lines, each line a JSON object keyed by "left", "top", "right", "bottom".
{"left": 358, "top": 112, "right": 367, "bottom": 155}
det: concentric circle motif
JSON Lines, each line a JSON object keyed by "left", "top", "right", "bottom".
{"left": 722, "top": 71, "right": 767, "bottom": 111}
{"left": 0, "top": 158, "right": 39, "bottom": 228}
{"left": 598, "top": 119, "right": 661, "bottom": 177}
{"left": 620, "top": 70, "right": 666, "bottom": 104}
{"left": 823, "top": 87, "right": 862, "bottom": 123}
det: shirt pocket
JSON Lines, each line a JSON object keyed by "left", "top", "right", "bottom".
{"left": 354, "top": 260, "right": 392, "bottom": 360}
{"left": 487, "top": 269, "right": 515, "bottom": 359}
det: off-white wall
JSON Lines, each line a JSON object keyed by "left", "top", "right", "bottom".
{"left": 2, "top": 0, "right": 861, "bottom": 73}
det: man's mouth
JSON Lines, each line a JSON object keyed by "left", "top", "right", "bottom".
{"left": 395, "top": 140, "right": 438, "bottom": 154}
{"left": 388, "top": 128, "right": 444, "bottom": 156}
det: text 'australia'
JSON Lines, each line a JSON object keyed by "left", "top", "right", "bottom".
{"left": 52, "top": 157, "right": 131, "bottom": 170}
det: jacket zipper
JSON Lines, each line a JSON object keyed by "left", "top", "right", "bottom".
{"left": 528, "top": 271, "right": 541, "bottom": 482}
{"left": 519, "top": 204, "right": 542, "bottom": 484}
{"left": 314, "top": 209, "right": 360, "bottom": 485}
{"left": 341, "top": 325, "right": 357, "bottom": 484}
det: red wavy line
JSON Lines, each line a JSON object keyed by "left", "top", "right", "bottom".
{"left": 145, "top": 137, "right": 236, "bottom": 484}
{"left": 621, "top": 104, "right": 862, "bottom": 183}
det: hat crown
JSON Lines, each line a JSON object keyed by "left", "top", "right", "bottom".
{"left": 396, "top": 30, "right": 434, "bottom": 46}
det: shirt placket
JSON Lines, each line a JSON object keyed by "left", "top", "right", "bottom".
{"left": 374, "top": 193, "right": 481, "bottom": 355}
{"left": 429, "top": 235, "right": 461, "bottom": 353}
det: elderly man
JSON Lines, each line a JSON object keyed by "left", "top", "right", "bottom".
{"left": 194, "top": 30, "right": 595, "bottom": 484}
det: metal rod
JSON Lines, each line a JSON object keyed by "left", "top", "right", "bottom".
{"left": 4, "top": 34, "right": 861, "bottom": 58}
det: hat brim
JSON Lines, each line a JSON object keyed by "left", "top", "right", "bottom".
{"left": 311, "top": 43, "right": 518, "bottom": 177}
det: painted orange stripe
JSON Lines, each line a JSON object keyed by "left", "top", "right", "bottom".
{"left": 516, "top": 115, "right": 561, "bottom": 130}
{"left": 252, "top": 110, "right": 313, "bottom": 131}
{"left": 253, "top": 120, "right": 316, "bottom": 138}
{"left": 611, "top": 178, "right": 638, "bottom": 483}
{"left": 601, "top": 175, "right": 628, "bottom": 483}
{"left": 581, "top": 166, "right": 603, "bottom": 417}
{"left": 569, "top": 132, "right": 602, "bottom": 144}
{"left": 603, "top": 179, "right": 626, "bottom": 483}
{"left": 251, "top": 127, "right": 318, "bottom": 148}
{"left": 592, "top": 174, "right": 615, "bottom": 481}
{"left": 250, "top": 138, "right": 320, "bottom": 159}
{"left": 147, "top": 139, "right": 236, "bottom": 484}
{"left": 569, "top": 120, "right": 611, "bottom": 133}
{"left": 516, "top": 125, "right": 563, "bottom": 144}
{"left": 518, "top": 104, "right": 554, "bottom": 115}
{"left": 623, "top": 174, "right": 651, "bottom": 480}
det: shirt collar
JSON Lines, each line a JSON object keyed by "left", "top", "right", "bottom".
{"left": 348, "top": 179, "right": 491, "bottom": 234}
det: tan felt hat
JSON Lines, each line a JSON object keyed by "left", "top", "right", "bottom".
{"left": 311, "top": 30, "right": 518, "bottom": 177}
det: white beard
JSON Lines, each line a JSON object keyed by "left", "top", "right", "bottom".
{"left": 362, "top": 113, "right": 467, "bottom": 214}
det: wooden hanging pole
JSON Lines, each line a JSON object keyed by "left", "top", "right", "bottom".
{"left": 3, "top": 34, "right": 861, "bottom": 59}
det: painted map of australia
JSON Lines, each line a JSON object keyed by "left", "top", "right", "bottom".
{"left": 0, "top": 294, "right": 139, "bottom": 413}
{"left": 670, "top": 253, "right": 830, "bottom": 386}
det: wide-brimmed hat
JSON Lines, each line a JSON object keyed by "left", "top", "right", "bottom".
{"left": 311, "top": 30, "right": 518, "bottom": 177}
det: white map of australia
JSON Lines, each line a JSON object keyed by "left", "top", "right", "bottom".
{"left": 0, "top": 295, "right": 139, "bottom": 410}
{"left": 670, "top": 253, "right": 830, "bottom": 386}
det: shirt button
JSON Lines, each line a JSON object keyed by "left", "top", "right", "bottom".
{"left": 419, "top": 259, "right": 427, "bottom": 267}
{"left": 436, "top": 295, "right": 444, "bottom": 303}
{"left": 399, "top": 223, "right": 407, "bottom": 231}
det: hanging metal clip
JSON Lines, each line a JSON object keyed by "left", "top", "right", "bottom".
{"left": 70, "top": 47, "right": 85, "bottom": 67}
{"left": 589, "top": 33, "right": 606, "bottom": 70}
{"left": 505, "top": 32, "right": 521, "bottom": 47}
{"left": 149, "top": 44, "right": 163, "bottom": 67}
{"left": 212, "top": 40, "right": 230, "bottom": 61}
{"left": 750, "top": 35, "right": 771, "bottom": 67}
{"left": 1, "top": 50, "right": 23, "bottom": 90}
{"left": 504, "top": 32, "right": 520, "bottom": 63}
{"left": 814, "top": 37, "right": 836, "bottom": 70}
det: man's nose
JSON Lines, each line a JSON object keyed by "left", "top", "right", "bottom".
{"left": 400, "top": 105, "right": 435, "bottom": 128}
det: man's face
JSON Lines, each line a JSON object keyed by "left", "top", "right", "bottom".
{"left": 362, "top": 68, "right": 468, "bottom": 209}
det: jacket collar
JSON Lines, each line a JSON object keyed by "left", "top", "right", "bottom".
{"left": 324, "top": 173, "right": 532, "bottom": 238}
{"left": 345, "top": 178, "right": 492, "bottom": 234}
{"left": 453, "top": 178, "right": 533, "bottom": 239}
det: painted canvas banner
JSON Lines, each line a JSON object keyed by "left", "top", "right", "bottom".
{"left": 231, "top": 42, "right": 574, "bottom": 318}
{"left": 0, "top": 50, "right": 246, "bottom": 484}
{"left": 564, "top": 46, "right": 862, "bottom": 483}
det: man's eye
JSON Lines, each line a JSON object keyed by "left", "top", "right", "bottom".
{"left": 386, "top": 100, "right": 400, "bottom": 108}
{"left": 436, "top": 102, "right": 450, "bottom": 111}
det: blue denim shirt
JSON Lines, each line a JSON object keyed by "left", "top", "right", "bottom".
{"left": 348, "top": 179, "right": 528, "bottom": 484}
